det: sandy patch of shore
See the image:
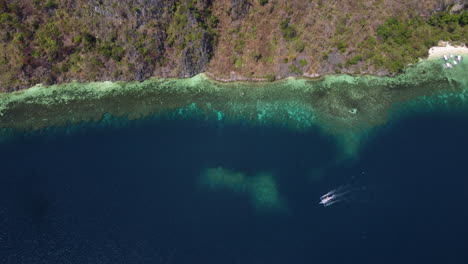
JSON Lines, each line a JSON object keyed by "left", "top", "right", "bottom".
{"left": 428, "top": 41, "right": 468, "bottom": 59}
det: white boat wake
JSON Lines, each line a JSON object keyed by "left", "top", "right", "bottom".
{"left": 319, "top": 185, "right": 368, "bottom": 207}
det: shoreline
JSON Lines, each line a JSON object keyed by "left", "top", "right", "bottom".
{"left": 428, "top": 41, "right": 468, "bottom": 59}
{"left": 1, "top": 42, "right": 466, "bottom": 92}
{"left": 207, "top": 42, "right": 468, "bottom": 84}
{"left": 177, "top": 41, "right": 468, "bottom": 84}
{"left": 0, "top": 57, "right": 444, "bottom": 93}
{"left": 0, "top": 56, "right": 467, "bottom": 158}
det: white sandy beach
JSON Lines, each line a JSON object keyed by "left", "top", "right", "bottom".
{"left": 428, "top": 41, "right": 468, "bottom": 59}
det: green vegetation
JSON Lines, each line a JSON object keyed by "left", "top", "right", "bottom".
{"left": 322, "top": 52, "right": 329, "bottom": 60}
{"left": 429, "top": 11, "right": 468, "bottom": 27}
{"left": 167, "top": 3, "right": 189, "bottom": 47}
{"left": 337, "top": 41, "right": 347, "bottom": 53}
{"left": 295, "top": 41, "right": 305, "bottom": 53}
{"left": 167, "top": 0, "right": 218, "bottom": 57}
{"left": 234, "top": 39, "right": 245, "bottom": 53}
{"left": 234, "top": 56, "right": 244, "bottom": 68}
{"left": 264, "top": 73, "right": 276, "bottom": 82}
{"left": 44, "top": 0, "right": 58, "bottom": 10}
{"left": 361, "top": 11, "right": 468, "bottom": 73}
{"left": 298, "top": 59, "right": 308, "bottom": 67}
{"left": 35, "top": 23, "right": 62, "bottom": 60}
{"left": 0, "top": 1, "right": 466, "bottom": 91}
{"left": 279, "top": 18, "right": 298, "bottom": 41}
{"left": 97, "top": 41, "right": 125, "bottom": 61}
{"left": 376, "top": 17, "right": 413, "bottom": 45}
{"left": 288, "top": 64, "right": 302, "bottom": 74}
{"left": 82, "top": 33, "right": 97, "bottom": 50}
{"left": 346, "top": 55, "right": 362, "bottom": 66}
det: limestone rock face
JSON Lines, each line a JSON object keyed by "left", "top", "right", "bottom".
{"left": 0, "top": 0, "right": 465, "bottom": 91}
{"left": 172, "top": 0, "right": 215, "bottom": 77}
{"left": 230, "top": 0, "right": 252, "bottom": 21}
{"left": 178, "top": 31, "right": 214, "bottom": 77}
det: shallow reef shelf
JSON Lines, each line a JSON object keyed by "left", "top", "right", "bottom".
{"left": 0, "top": 58, "right": 467, "bottom": 157}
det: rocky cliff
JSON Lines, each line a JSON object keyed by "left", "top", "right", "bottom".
{"left": 0, "top": 0, "right": 466, "bottom": 91}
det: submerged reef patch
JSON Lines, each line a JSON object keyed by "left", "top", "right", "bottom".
{"left": 199, "top": 167, "right": 287, "bottom": 213}
{"left": 0, "top": 58, "right": 467, "bottom": 157}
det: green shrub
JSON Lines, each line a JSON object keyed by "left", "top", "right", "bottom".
{"left": 279, "top": 18, "right": 298, "bottom": 41}
{"left": 322, "top": 52, "right": 329, "bottom": 60}
{"left": 384, "top": 59, "right": 404, "bottom": 73}
{"left": 264, "top": 73, "right": 276, "bottom": 82}
{"left": 98, "top": 41, "right": 125, "bottom": 61}
{"left": 428, "top": 11, "right": 467, "bottom": 27}
{"left": 288, "top": 64, "right": 302, "bottom": 74}
{"left": 346, "top": 55, "right": 362, "bottom": 66}
{"left": 295, "top": 41, "right": 305, "bottom": 52}
{"left": 35, "top": 23, "right": 62, "bottom": 60}
{"left": 13, "top": 32, "right": 24, "bottom": 43}
{"left": 167, "top": 2, "right": 190, "bottom": 47}
{"left": 259, "top": 0, "right": 269, "bottom": 6}
{"left": 461, "top": 11, "right": 468, "bottom": 26}
{"left": 337, "top": 41, "right": 347, "bottom": 53}
{"left": 377, "top": 17, "right": 412, "bottom": 45}
{"left": 366, "top": 36, "right": 376, "bottom": 46}
{"left": 298, "top": 59, "right": 307, "bottom": 67}
{"left": 209, "top": 15, "right": 219, "bottom": 28}
{"left": 234, "top": 39, "right": 245, "bottom": 53}
{"left": 45, "top": 0, "right": 58, "bottom": 9}
{"left": 82, "top": 33, "right": 96, "bottom": 50}
{"left": 90, "top": 57, "right": 104, "bottom": 68}
{"left": 0, "top": 13, "right": 16, "bottom": 23}
{"left": 234, "top": 56, "right": 243, "bottom": 68}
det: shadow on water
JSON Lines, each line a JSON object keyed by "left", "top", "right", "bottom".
{"left": 0, "top": 110, "right": 468, "bottom": 263}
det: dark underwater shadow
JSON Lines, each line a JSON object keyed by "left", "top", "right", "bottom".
{"left": 1, "top": 109, "right": 467, "bottom": 264}
{"left": 350, "top": 110, "right": 468, "bottom": 264}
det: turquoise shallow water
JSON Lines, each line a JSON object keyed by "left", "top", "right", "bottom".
{"left": 0, "top": 58, "right": 468, "bottom": 263}
{"left": 0, "top": 57, "right": 467, "bottom": 157}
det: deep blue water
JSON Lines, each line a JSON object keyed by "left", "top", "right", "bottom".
{"left": 1, "top": 110, "right": 468, "bottom": 263}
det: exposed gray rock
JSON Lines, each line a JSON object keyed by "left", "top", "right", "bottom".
{"left": 178, "top": 32, "right": 214, "bottom": 77}
{"left": 230, "top": 0, "right": 252, "bottom": 21}
{"left": 450, "top": 0, "right": 467, "bottom": 14}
